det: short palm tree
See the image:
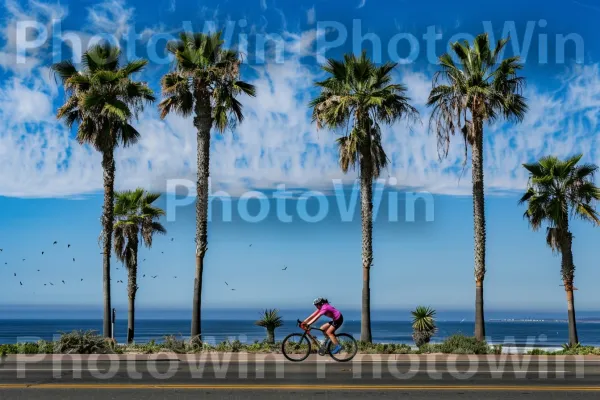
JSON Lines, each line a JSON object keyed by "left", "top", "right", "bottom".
{"left": 158, "top": 31, "right": 256, "bottom": 341}
{"left": 254, "top": 309, "right": 284, "bottom": 344}
{"left": 52, "top": 44, "right": 155, "bottom": 338}
{"left": 519, "top": 154, "right": 600, "bottom": 346}
{"left": 113, "top": 189, "right": 166, "bottom": 343}
{"left": 427, "top": 33, "right": 527, "bottom": 341}
{"left": 310, "top": 51, "right": 418, "bottom": 343}
{"left": 411, "top": 306, "right": 437, "bottom": 347}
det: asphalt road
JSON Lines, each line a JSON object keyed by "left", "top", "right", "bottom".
{"left": 2, "top": 356, "right": 600, "bottom": 399}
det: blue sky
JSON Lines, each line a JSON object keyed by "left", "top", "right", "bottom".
{"left": 0, "top": 0, "right": 599, "bottom": 319}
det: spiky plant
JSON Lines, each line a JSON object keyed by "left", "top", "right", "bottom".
{"left": 411, "top": 306, "right": 437, "bottom": 347}
{"left": 254, "top": 309, "right": 284, "bottom": 344}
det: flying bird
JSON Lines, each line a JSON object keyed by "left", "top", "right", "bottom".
{"left": 143, "top": 259, "right": 146, "bottom": 262}
{"left": 20, "top": 281, "right": 22, "bottom": 286}
{"left": 53, "top": 241, "right": 57, "bottom": 245}
{"left": 231, "top": 288, "right": 236, "bottom": 291}
{"left": 249, "top": 244, "right": 252, "bottom": 247}
{"left": 173, "top": 276, "right": 177, "bottom": 279}
{"left": 225, "top": 282, "right": 228, "bottom": 286}
{"left": 152, "top": 275, "right": 157, "bottom": 278}
{"left": 143, "top": 274, "right": 146, "bottom": 278}
{"left": 37, "top": 269, "right": 40, "bottom": 272}
{"left": 161, "top": 251, "right": 164, "bottom": 254}
{"left": 73, "top": 258, "right": 75, "bottom": 262}
{"left": 68, "top": 244, "right": 71, "bottom": 248}
{"left": 0, "top": 248, "right": 3, "bottom": 251}
{"left": 44, "top": 284, "right": 46, "bottom": 286}
{"left": 14, "top": 273, "right": 16, "bottom": 276}
{"left": 80, "top": 279, "right": 83, "bottom": 281}
{"left": 50, "top": 282, "right": 53, "bottom": 286}
{"left": 22, "top": 259, "right": 25, "bottom": 261}
{"left": 282, "top": 266, "right": 287, "bottom": 271}
{"left": 62, "top": 280, "right": 65, "bottom": 284}
{"left": 171, "top": 238, "right": 174, "bottom": 241}
{"left": 41, "top": 251, "right": 44, "bottom": 255}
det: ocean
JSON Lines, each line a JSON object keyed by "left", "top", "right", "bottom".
{"left": 1, "top": 319, "right": 599, "bottom": 347}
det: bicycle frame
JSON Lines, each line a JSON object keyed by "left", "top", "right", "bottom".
{"left": 296, "top": 319, "right": 330, "bottom": 349}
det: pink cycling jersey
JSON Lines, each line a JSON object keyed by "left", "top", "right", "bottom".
{"left": 318, "top": 303, "right": 341, "bottom": 320}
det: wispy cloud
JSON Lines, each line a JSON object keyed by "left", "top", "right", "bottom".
{"left": 86, "top": 0, "right": 134, "bottom": 39}
{"left": 571, "top": 0, "right": 600, "bottom": 12}
{"left": 306, "top": 6, "right": 315, "bottom": 25}
{"left": 357, "top": 0, "right": 366, "bottom": 9}
{"left": 0, "top": 0, "right": 67, "bottom": 74}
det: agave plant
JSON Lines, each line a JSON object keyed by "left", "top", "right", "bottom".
{"left": 411, "top": 306, "right": 437, "bottom": 347}
{"left": 254, "top": 309, "right": 283, "bottom": 344}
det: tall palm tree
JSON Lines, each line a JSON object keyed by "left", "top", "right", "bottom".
{"left": 113, "top": 189, "right": 166, "bottom": 343}
{"left": 519, "top": 154, "right": 600, "bottom": 346}
{"left": 52, "top": 44, "right": 155, "bottom": 338}
{"left": 310, "top": 52, "right": 418, "bottom": 342}
{"left": 158, "top": 31, "right": 256, "bottom": 340}
{"left": 427, "top": 33, "right": 527, "bottom": 341}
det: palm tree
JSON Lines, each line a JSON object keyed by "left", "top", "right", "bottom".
{"left": 519, "top": 154, "right": 600, "bottom": 346}
{"left": 310, "top": 51, "right": 418, "bottom": 342}
{"left": 113, "top": 189, "right": 166, "bottom": 343}
{"left": 158, "top": 31, "right": 256, "bottom": 340}
{"left": 254, "top": 309, "right": 284, "bottom": 344}
{"left": 427, "top": 33, "right": 527, "bottom": 341}
{"left": 52, "top": 44, "right": 155, "bottom": 338}
{"left": 411, "top": 306, "right": 437, "bottom": 347}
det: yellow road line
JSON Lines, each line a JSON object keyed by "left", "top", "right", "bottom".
{"left": 1, "top": 384, "right": 600, "bottom": 391}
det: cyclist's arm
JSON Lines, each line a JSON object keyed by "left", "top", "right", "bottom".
{"left": 303, "top": 309, "right": 319, "bottom": 324}
{"left": 305, "top": 310, "right": 324, "bottom": 326}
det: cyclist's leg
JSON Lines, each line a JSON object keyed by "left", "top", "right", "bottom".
{"left": 325, "top": 324, "right": 339, "bottom": 345}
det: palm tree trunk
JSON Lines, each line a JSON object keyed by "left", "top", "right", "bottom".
{"left": 267, "top": 328, "right": 275, "bottom": 345}
{"left": 360, "top": 148, "right": 373, "bottom": 344}
{"left": 471, "top": 118, "right": 486, "bottom": 341}
{"left": 101, "top": 150, "right": 115, "bottom": 339}
{"left": 191, "top": 88, "right": 212, "bottom": 340}
{"left": 127, "top": 242, "right": 138, "bottom": 344}
{"left": 561, "top": 230, "right": 578, "bottom": 346}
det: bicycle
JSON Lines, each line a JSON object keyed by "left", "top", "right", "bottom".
{"left": 281, "top": 319, "right": 358, "bottom": 362}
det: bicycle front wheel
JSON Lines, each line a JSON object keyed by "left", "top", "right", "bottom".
{"left": 328, "top": 333, "right": 358, "bottom": 362}
{"left": 281, "top": 333, "right": 312, "bottom": 362}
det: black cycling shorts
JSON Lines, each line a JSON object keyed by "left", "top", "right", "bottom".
{"left": 328, "top": 314, "right": 344, "bottom": 330}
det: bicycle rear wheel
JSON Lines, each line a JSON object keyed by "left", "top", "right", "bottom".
{"left": 281, "top": 333, "right": 311, "bottom": 362}
{"left": 328, "top": 333, "right": 358, "bottom": 362}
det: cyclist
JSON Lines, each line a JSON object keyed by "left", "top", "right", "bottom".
{"left": 301, "top": 298, "right": 344, "bottom": 355}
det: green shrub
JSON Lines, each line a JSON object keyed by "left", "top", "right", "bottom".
{"left": 16, "top": 342, "right": 41, "bottom": 354}
{"left": 528, "top": 348, "right": 552, "bottom": 355}
{"left": 55, "top": 330, "right": 110, "bottom": 354}
{"left": 161, "top": 335, "right": 188, "bottom": 353}
{"left": 0, "top": 344, "right": 18, "bottom": 356}
{"left": 438, "top": 334, "right": 491, "bottom": 354}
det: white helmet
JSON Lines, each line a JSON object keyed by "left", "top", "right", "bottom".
{"left": 313, "top": 297, "right": 327, "bottom": 305}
